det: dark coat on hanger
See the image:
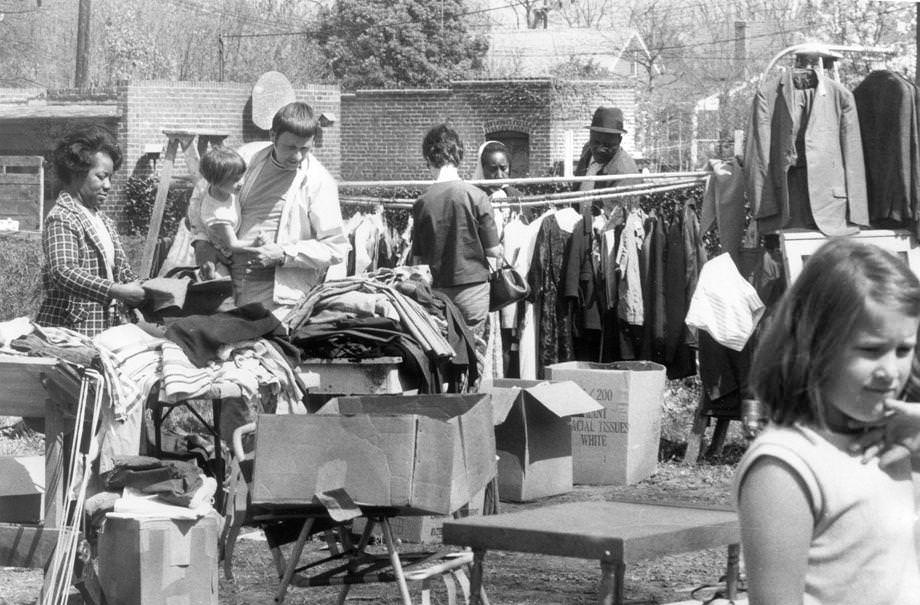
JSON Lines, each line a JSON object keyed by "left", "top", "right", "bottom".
{"left": 853, "top": 70, "right": 920, "bottom": 227}
{"left": 745, "top": 69, "right": 869, "bottom": 236}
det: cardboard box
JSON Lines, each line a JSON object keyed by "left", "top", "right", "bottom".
{"left": 97, "top": 512, "right": 219, "bottom": 605}
{"left": 480, "top": 379, "right": 603, "bottom": 502}
{"left": 251, "top": 394, "right": 496, "bottom": 515}
{"left": 356, "top": 483, "right": 489, "bottom": 545}
{"left": 546, "top": 361, "right": 666, "bottom": 485}
{"left": 0, "top": 455, "right": 44, "bottom": 524}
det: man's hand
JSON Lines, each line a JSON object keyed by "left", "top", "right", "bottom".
{"left": 851, "top": 398, "right": 920, "bottom": 468}
{"left": 242, "top": 243, "right": 285, "bottom": 269}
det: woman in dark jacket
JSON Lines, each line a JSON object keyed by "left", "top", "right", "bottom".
{"left": 409, "top": 124, "right": 501, "bottom": 340}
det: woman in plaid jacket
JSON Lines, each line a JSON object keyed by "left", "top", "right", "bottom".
{"left": 35, "top": 126, "right": 146, "bottom": 337}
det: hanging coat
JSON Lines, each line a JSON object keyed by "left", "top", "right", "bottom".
{"left": 745, "top": 69, "right": 869, "bottom": 236}
{"left": 853, "top": 70, "right": 920, "bottom": 228}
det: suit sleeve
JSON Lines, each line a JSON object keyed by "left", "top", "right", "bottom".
{"left": 43, "top": 215, "right": 116, "bottom": 304}
{"left": 745, "top": 86, "right": 771, "bottom": 220}
{"left": 840, "top": 89, "right": 870, "bottom": 226}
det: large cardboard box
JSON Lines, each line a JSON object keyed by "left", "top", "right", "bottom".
{"left": 0, "top": 455, "right": 44, "bottom": 524}
{"left": 480, "top": 379, "right": 602, "bottom": 502}
{"left": 97, "top": 512, "right": 219, "bottom": 605}
{"left": 251, "top": 394, "right": 496, "bottom": 516}
{"left": 546, "top": 361, "right": 666, "bottom": 485}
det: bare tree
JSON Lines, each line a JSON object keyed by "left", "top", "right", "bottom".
{"left": 556, "top": 0, "right": 614, "bottom": 28}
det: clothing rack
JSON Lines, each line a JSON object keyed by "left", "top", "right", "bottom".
{"left": 340, "top": 177, "right": 706, "bottom": 209}
{"left": 340, "top": 171, "right": 707, "bottom": 189}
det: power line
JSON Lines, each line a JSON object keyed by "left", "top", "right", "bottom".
{"left": 157, "top": 0, "right": 313, "bottom": 30}
{"left": 219, "top": 0, "right": 524, "bottom": 41}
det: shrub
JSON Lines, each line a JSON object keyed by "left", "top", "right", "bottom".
{"left": 122, "top": 176, "right": 193, "bottom": 239}
{"left": 0, "top": 235, "right": 44, "bottom": 319}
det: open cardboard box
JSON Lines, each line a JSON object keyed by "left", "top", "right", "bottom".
{"left": 251, "top": 394, "right": 496, "bottom": 516}
{"left": 546, "top": 361, "right": 667, "bottom": 485}
{"left": 480, "top": 379, "right": 602, "bottom": 502}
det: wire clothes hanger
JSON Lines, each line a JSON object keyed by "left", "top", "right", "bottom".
{"left": 760, "top": 42, "right": 898, "bottom": 86}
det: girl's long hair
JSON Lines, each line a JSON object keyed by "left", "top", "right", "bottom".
{"left": 751, "top": 238, "right": 920, "bottom": 427}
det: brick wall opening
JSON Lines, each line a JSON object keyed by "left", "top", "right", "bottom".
{"left": 485, "top": 130, "right": 530, "bottom": 177}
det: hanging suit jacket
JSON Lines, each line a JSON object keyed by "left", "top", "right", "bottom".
{"left": 853, "top": 70, "right": 920, "bottom": 228}
{"left": 745, "top": 69, "right": 869, "bottom": 236}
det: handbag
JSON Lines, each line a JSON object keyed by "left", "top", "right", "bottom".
{"left": 489, "top": 255, "right": 530, "bottom": 312}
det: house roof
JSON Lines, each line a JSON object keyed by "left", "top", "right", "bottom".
{"left": 0, "top": 104, "right": 120, "bottom": 120}
{"left": 486, "top": 27, "right": 649, "bottom": 77}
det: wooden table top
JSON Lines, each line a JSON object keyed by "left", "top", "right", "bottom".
{"left": 442, "top": 501, "right": 740, "bottom": 562}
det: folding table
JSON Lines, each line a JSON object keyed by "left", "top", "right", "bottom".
{"left": 442, "top": 500, "right": 741, "bottom": 605}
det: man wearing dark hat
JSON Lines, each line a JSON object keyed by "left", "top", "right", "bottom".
{"left": 574, "top": 106, "right": 639, "bottom": 191}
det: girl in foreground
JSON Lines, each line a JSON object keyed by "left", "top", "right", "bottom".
{"left": 735, "top": 238, "right": 920, "bottom": 604}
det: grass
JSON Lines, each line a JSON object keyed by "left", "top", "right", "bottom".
{"left": 0, "top": 418, "right": 44, "bottom": 456}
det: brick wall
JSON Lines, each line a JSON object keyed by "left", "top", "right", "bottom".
{"left": 0, "top": 88, "right": 45, "bottom": 103}
{"left": 0, "top": 80, "right": 340, "bottom": 229}
{"left": 120, "top": 80, "right": 341, "bottom": 213}
{"left": 0, "top": 77, "right": 634, "bottom": 231}
{"left": 340, "top": 79, "right": 637, "bottom": 181}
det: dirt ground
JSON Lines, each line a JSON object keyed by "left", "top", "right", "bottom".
{"left": 0, "top": 456, "right": 740, "bottom": 605}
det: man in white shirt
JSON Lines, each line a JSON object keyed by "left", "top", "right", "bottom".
{"left": 189, "top": 102, "right": 348, "bottom": 317}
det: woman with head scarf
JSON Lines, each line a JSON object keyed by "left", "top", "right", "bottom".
{"left": 473, "top": 140, "right": 524, "bottom": 201}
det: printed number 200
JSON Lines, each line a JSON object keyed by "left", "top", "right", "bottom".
{"left": 592, "top": 388, "right": 613, "bottom": 402}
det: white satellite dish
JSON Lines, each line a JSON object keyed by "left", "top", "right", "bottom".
{"left": 251, "top": 71, "right": 296, "bottom": 130}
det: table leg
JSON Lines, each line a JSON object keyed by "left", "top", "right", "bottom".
{"left": 380, "top": 518, "right": 413, "bottom": 605}
{"left": 725, "top": 543, "right": 740, "bottom": 600}
{"left": 211, "top": 398, "right": 225, "bottom": 513}
{"left": 44, "top": 398, "right": 64, "bottom": 527}
{"left": 273, "top": 517, "right": 314, "bottom": 604}
{"left": 599, "top": 550, "right": 625, "bottom": 605}
{"left": 469, "top": 548, "right": 486, "bottom": 605}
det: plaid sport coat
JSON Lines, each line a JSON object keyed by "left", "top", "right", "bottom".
{"left": 35, "top": 192, "right": 137, "bottom": 337}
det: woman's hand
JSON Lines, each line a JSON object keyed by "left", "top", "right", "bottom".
{"left": 110, "top": 281, "right": 147, "bottom": 307}
{"left": 852, "top": 398, "right": 920, "bottom": 468}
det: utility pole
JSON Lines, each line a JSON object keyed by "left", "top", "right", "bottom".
{"left": 74, "top": 0, "right": 91, "bottom": 88}
{"left": 218, "top": 33, "right": 225, "bottom": 82}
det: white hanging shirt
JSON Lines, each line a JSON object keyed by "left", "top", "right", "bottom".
{"left": 685, "top": 252, "right": 765, "bottom": 351}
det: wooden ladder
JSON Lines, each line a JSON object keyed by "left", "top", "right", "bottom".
{"left": 140, "top": 129, "right": 229, "bottom": 278}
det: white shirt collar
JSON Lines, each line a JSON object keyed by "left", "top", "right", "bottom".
{"left": 435, "top": 165, "right": 461, "bottom": 182}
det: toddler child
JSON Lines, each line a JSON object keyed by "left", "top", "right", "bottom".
{"left": 197, "top": 146, "right": 262, "bottom": 277}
